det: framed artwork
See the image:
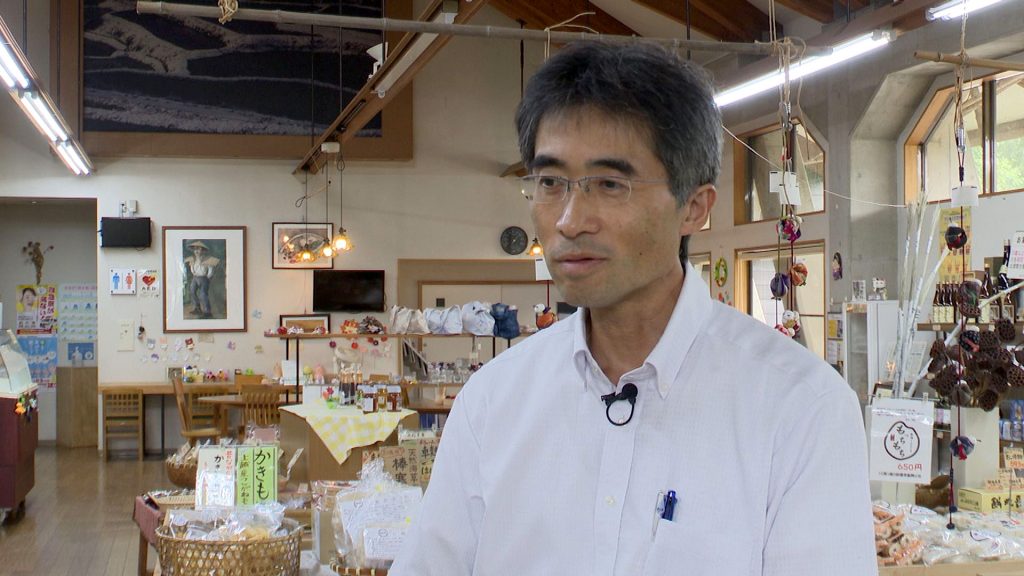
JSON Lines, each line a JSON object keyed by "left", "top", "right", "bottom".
{"left": 272, "top": 222, "right": 334, "bottom": 269}
{"left": 279, "top": 314, "right": 331, "bottom": 334}
{"left": 54, "top": 0, "right": 413, "bottom": 160}
{"left": 163, "top": 226, "right": 247, "bottom": 333}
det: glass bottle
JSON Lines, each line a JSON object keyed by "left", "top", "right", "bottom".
{"left": 932, "top": 283, "right": 942, "bottom": 323}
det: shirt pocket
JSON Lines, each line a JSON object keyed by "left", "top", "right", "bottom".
{"left": 642, "top": 518, "right": 754, "bottom": 575}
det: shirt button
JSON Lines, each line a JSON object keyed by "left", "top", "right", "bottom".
{"left": 605, "top": 496, "right": 616, "bottom": 506}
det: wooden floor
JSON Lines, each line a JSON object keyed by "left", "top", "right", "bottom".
{"left": 0, "top": 446, "right": 170, "bottom": 576}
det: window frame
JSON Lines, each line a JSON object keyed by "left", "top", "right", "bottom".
{"left": 733, "top": 119, "right": 828, "bottom": 226}
{"left": 904, "top": 70, "right": 1024, "bottom": 204}
{"left": 734, "top": 241, "right": 827, "bottom": 359}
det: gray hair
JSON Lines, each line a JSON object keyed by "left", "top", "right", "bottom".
{"left": 515, "top": 42, "right": 722, "bottom": 206}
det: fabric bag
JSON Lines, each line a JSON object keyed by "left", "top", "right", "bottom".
{"left": 491, "top": 303, "right": 521, "bottom": 339}
{"left": 407, "top": 309, "right": 430, "bottom": 335}
{"left": 424, "top": 306, "right": 463, "bottom": 335}
{"left": 461, "top": 301, "right": 495, "bottom": 336}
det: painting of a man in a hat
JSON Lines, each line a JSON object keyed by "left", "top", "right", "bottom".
{"left": 183, "top": 238, "right": 225, "bottom": 319}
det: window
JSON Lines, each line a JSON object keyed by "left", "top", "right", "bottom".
{"left": 736, "top": 243, "right": 826, "bottom": 359}
{"left": 905, "top": 71, "right": 1024, "bottom": 202}
{"left": 688, "top": 252, "right": 712, "bottom": 294}
{"left": 995, "top": 72, "right": 1024, "bottom": 193}
{"left": 734, "top": 121, "right": 825, "bottom": 225}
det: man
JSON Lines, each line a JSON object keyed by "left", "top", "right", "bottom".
{"left": 184, "top": 240, "right": 219, "bottom": 319}
{"left": 392, "top": 42, "right": 875, "bottom": 575}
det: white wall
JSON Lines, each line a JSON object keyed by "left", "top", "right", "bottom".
{"left": 0, "top": 4, "right": 539, "bottom": 449}
{"left": 0, "top": 200, "right": 97, "bottom": 441}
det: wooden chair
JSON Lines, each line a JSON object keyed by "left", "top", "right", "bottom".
{"left": 171, "top": 376, "right": 221, "bottom": 446}
{"left": 102, "top": 389, "right": 143, "bottom": 461}
{"left": 187, "top": 386, "right": 221, "bottom": 431}
{"left": 233, "top": 373, "right": 265, "bottom": 391}
{"left": 241, "top": 385, "right": 282, "bottom": 428}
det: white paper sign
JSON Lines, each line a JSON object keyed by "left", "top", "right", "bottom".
{"left": 1008, "top": 231, "right": 1024, "bottom": 280}
{"left": 870, "top": 398, "right": 934, "bottom": 484}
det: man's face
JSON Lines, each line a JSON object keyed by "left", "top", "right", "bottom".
{"left": 529, "top": 107, "right": 711, "bottom": 310}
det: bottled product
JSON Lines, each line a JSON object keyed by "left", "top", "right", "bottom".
{"left": 387, "top": 385, "right": 401, "bottom": 412}
{"left": 932, "top": 284, "right": 942, "bottom": 323}
{"left": 361, "top": 385, "right": 377, "bottom": 414}
{"left": 980, "top": 266, "right": 993, "bottom": 324}
{"left": 376, "top": 384, "right": 388, "bottom": 413}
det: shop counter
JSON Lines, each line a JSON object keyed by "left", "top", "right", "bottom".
{"left": 280, "top": 404, "right": 417, "bottom": 483}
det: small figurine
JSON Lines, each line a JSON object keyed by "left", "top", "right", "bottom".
{"left": 533, "top": 304, "right": 556, "bottom": 329}
{"left": 314, "top": 364, "right": 326, "bottom": 385}
{"left": 774, "top": 310, "right": 801, "bottom": 338}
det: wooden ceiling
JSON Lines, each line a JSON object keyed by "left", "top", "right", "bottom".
{"left": 489, "top": 0, "right": 885, "bottom": 44}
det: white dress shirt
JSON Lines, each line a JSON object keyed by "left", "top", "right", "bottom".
{"left": 391, "top": 264, "right": 877, "bottom": 576}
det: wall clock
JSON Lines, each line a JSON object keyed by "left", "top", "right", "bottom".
{"left": 500, "top": 226, "right": 528, "bottom": 255}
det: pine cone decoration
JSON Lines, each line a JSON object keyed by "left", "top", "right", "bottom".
{"left": 979, "top": 330, "right": 1001, "bottom": 351}
{"left": 998, "top": 348, "right": 1015, "bottom": 366}
{"left": 960, "top": 303, "right": 981, "bottom": 319}
{"left": 928, "top": 357, "right": 946, "bottom": 375}
{"left": 947, "top": 345, "right": 963, "bottom": 360}
{"left": 1016, "top": 348, "right": 1024, "bottom": 366}
{"left": 931, "top": 366, "right": 957, "bottom": 395}
{"left": 977, "top": 389, "right": 1000, "bottom": 411}
{"left": 975, "top": 353, "right": 995, "bottom": 372}
{"left": 997, "top": 318, "right": 1018, "bottom": 342}
{"left": 966, "top": 372, "right": 985, "bottom": 392}
{"left": 930, "top": 339, "right": 947, "bottom": 360}
{"left": 949, "top": 382, "right": 973, "bottom": 406}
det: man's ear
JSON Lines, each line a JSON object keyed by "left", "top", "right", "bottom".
{"left": 680, "top": 184, "right": 716, "bottom": 236}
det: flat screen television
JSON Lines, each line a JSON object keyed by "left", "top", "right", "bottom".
{"left": 313, "top": 270, "right": 386, "bottom": 313}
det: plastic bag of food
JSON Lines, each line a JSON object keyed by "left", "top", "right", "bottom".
{"left": 333, "top": 459, "right": 422, "bottom": 569}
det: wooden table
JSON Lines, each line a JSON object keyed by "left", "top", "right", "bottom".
{"left": 97, "top": 382, "right": 296, "bottom": 454}
{"left": 196, "top": 394, "right": 290, "bottom": 437}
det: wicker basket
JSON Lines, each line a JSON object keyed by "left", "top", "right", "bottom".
{"left": 156, "top": 519, "right": 302, "bottom": 576}
{"left": 165, "top": 459, "right": 198, "bottom": 489}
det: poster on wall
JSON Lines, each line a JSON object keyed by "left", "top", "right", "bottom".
{"left": 16, "top": 284, "right": 57, "bottom": 334}
{"left": 110, "top": 268, "right": 137, "bottom": 295}
{"left": 869, "top": 397, "right": 934, "bottom": 484}
{"left": 1008, "top": 231, "right": 1024, "bottom": 280}
{"left": 16, "top": 334, "right": 58, "bottom": 388}
{"left": 58, "top": 283, "right": 98, "bottom": 342}
{"left": 138, "top": 269, "right": 161, "bottom": 297}
{"left": 938, "top": 208, "right": 972, "bottom": 284}
{"left": 67, "top": 342, "right": 96, "bottom": 365}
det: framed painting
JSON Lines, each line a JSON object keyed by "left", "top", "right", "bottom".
{"left": 163, "top": 226, "right": 247, "bottom": 333}
{"left": 279, "top": 314, "right": 331, "bottom": 334}
{"left": 272, "top": 222, "right": 334, "bottom": 269}
{"left": 53, "top": 0, "right": 413, "bottom": 160}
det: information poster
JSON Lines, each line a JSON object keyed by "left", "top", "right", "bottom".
{"left": 1008, "top": 231, "right": 1024, "bottom": 280}
{"left": 16, "top": 334, "right": 59, "bottom": 388}
{"left": 58, "top": 283, "right": 98, "bottom": 342}
{"left": 938, "top": 208, "right": 972, "bottom": 284}
{"left": 870, "top": 398, "right": 934, "bottom": 484}
{"left": 16, "top": 284, "right": 57, "bottom": 334}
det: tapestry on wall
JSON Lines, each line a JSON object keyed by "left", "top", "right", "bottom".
{"left": 82, "top": 0, "right": 384, "bottom": 136}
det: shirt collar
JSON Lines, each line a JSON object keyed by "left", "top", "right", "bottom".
{"left": 571, "top": 262, "right": 713, "bottom": 399}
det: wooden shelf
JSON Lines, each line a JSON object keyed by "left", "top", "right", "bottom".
{"left": 405, "top": 402, "right": 452, "bottom": 415}
{"left": 267, "top": 332, "right": 533, "bottom": 340}
{"left": 917, "top": 322, "right": 1023, "bottom": 331}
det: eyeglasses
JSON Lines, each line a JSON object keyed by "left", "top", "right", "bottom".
{"left": 520, "top": 175, "right": 668, "bottom": 205}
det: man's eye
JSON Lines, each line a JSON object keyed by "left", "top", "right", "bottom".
{"left": 594, "top": 177, "right": 628, "bottom": 192}
{"left": 538, "top": 177, "right": 562, "bottom": 189}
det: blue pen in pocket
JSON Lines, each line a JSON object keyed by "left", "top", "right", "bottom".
{"left": 661, "top": 490, "right": 677, "bottom": 521}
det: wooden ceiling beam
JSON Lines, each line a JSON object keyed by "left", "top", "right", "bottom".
{"left": 489, "top": 0, "right": 637, "bottom": 36}
{"left": 296, "top": 0, "right": 490, "bottom": 174}
{"left": 633, "top": 0, "right": 770, "bottom": 43}
{"left": 771, "top": 0, "right": 834, "bottom": 23}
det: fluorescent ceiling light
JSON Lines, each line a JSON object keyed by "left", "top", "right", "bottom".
{"left": 55, "top": 143, "right": 83, "bottom": 175}
{"left": 927, "top": 0, "right": 1010, "bottom": 20}
{"left": 372, "top": 11, "right": 446, "bottom": 98}
{"left": 25, "top": 91, "right": 68, "bottom": 141}
{"left": 0, "top": 40, "right": 29, "bottom": 88}
{"left": 2, "top": 13, "right": 92, "bottom": 176}
{"left": 715, "top": 32, "right": 892, "bottom": 108}
{"left": 20, "top": 93, "right": 60, "bottom": 142}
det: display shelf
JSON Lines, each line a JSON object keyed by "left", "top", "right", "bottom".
{"left": 267, "top": 332, "right": 530, "bottom": 340}
{"left": 917, "top": 322, "right": 1023, "bottom": 331}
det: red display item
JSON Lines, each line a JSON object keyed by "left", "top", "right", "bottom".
{"left": 0, "top": 393, "right": 37, "bottom": 522}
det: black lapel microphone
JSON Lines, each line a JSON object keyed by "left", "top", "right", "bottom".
{"left": 601, "top": 383, "right": 638, "bottom": 426}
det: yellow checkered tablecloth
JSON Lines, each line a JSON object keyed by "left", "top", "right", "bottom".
{"left": 280, "top": 404, "right": 414, "bottom": 465}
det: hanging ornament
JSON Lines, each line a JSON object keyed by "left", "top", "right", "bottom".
{"left": 770, "top": 273, "right": 789, "bottom": 300}
{"left": 774, "top": 310, "right": 801, "bottom": 339}
{"left": 776, "top": 213, "right": 802, "bottom": 243}
{"left": 950, "top": 435, "right": 975, "bottom": 460}
{"left": 957, "top": 281, "right": 980, "bottom": 319}
{"left": 944, "top": 225, "right": 968, "bottom": 250}
{"left": 789, "top": 262, "right": 809, "bottom": 287}
{"left": 831, "top": 252, "right": 844, "bottom": 280}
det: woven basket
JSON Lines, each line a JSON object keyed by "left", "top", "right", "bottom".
{"left": 156, "top": 519, "right": 302, "bottom": 576}
{"left": 165, "top": 459, "right": 198, "bottom": 489}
